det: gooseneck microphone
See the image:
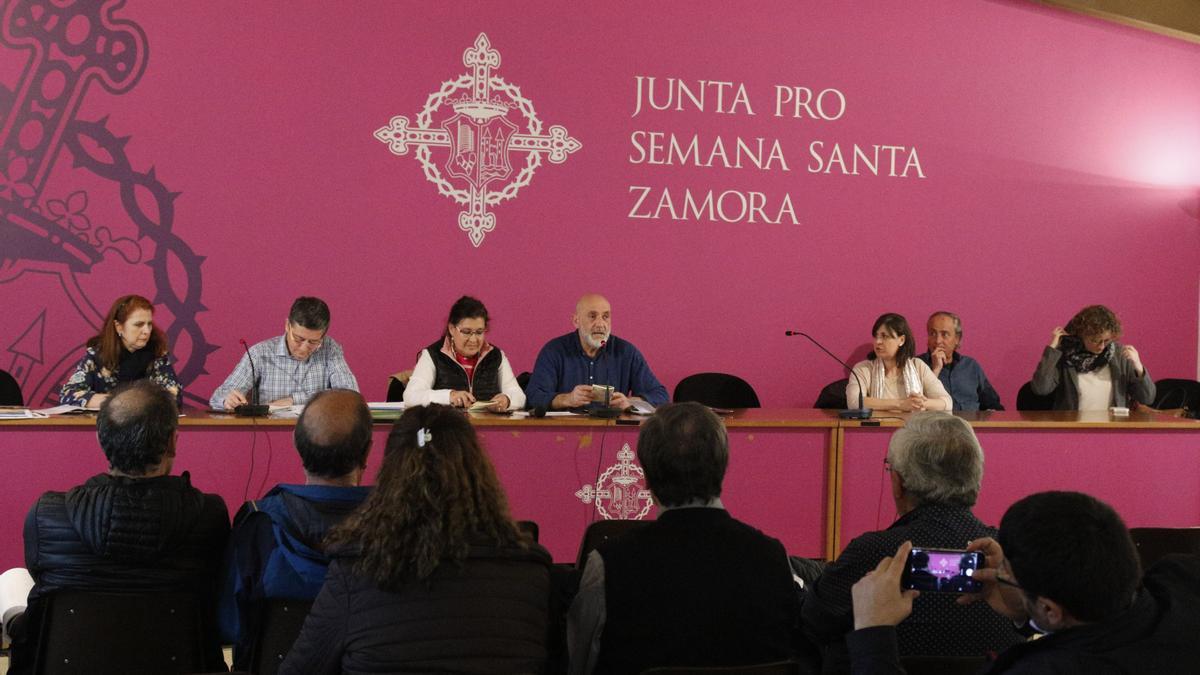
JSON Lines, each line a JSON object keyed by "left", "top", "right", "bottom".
{"left": 785, "top": 330, "right": 873, "bottom": 420}
{"left": 234, "top": 338, "right": 270, "bottom": 417}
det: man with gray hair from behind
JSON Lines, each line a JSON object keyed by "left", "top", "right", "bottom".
{"left": 800, "top": 412, "right": 1023, "bottom": 672}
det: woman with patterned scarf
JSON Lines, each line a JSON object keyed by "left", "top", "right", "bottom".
{"left": 1031, "top": 305, "right": 1155, "bottom": 410}
{"left": 847, "top": 313, "right": 952, "bottom": 412}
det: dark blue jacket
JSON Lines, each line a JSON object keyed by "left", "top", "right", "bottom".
{"left": 525, "top": 332, "right": 668, "bottom": 410}
{"left": 218, "top": 483, "right": 370, "bottom": 669}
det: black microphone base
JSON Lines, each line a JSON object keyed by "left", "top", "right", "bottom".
{"left": 234, "top": 404, "right": 270, "bottom": 417}
{"left": 838, "top": 408, "right": 874, "bottom": 420}
{"left": 588, "top": 407, "right": 625, "bottom": 419}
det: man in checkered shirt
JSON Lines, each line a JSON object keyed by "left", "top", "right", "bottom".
{"left": 209, "top": 297, "right": 359, "bottom": 410}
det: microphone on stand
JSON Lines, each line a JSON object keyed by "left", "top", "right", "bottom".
{"left": 785, "top": 330, "right": 873, "bottom": 420}
{"left": 235, "top": 338, "right": 270, "bottom": 417}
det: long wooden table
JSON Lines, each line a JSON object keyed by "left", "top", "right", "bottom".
{"left": 2, "top": 409, "right": 1198, "bottom": 566}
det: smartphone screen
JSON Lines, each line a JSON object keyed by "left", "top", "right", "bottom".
{"left": 900, "top": 547, "right": 984, "bottom": 593}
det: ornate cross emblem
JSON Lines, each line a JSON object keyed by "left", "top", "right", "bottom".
{"left": 374, "top": 33, "right": 581, "bottom": 247}
{"left": 576, "top": 444, "right": 655, "bottom": 520}
{"left": 0, "top": 0, "right": 213, "bottom": 406}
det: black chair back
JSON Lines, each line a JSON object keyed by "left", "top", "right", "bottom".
{"left": 641, "top": 660, "right": 804, "bottom": 674}
{"left": 33, "top": 590, "right": 216, "bottom": 675}
{"left": 813, "top": 378, "right": 848, "bottom": 409}
{"left": 900, "top": 655, "right": 988, "bottom": 675}
{"left": 673, "top": 372, "right": 760, "bottom": 408}
{"left": 250, "top": 598, "right": 314, "bottom": 675}
{"left": 1152, "top": 378, "right": 1200, "bottom": 417}
{"left": 576, "top": 519, "right": 648, "bottom": 570}
{"left": 1129, "top": 527, "right": 1200, "bottom": 570}
{"left": 385, "top": 377, "right": 406, "bottom": 402}
{"left": 516, "top": 370, "right": 531, "bottom": 392}
{"left": 517, "top": 519, "right": 540, "bottom": 542}
{"left": 0, "top": 369, "right": 22, "bottom": 406}
{"left": 1016, "top": 381, "right": 1055, "bottom": 411}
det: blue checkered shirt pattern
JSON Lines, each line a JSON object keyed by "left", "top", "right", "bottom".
{"left": 208, "top": 334, "right": 358, "bottom": 409}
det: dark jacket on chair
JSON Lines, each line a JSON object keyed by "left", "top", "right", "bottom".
{"left": 593, "top": 508, "right": 799, "bottom": 674}
{"left": 10, "top": 472, "right": 230, "bottom": 674}
{"left": 279, "top": 539, "right": 554, "bottom": 675}
{"left": 218, "top": 483, "right": 371, "bottom": 669}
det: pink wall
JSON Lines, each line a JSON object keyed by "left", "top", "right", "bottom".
{"left": 3, "top": 0, "right": 1199, "bottom": 412}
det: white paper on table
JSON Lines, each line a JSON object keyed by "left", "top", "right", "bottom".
{"left": 269, "top": 405, "right": 304, "bottom": 418}
{"left": 36, "top": 405, "right": 87, "bottom": 415}
{"left": 0, "top": 408, "right": 44, "bottom": 419}
{"left": 368, "top": 402, "right": 405, "bottom": 410}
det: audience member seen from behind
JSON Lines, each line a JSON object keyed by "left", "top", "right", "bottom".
{"left": 7, "top": 381, "right": 229, "bottom": 674}
{"left": 59, "top": 294, "right": 182, "bottom": 408}
{"left": 568, "top": 402, "right": 798, "bottom": 674}
{"left": 402, "top": 295, "right": 525, "bottom": 411}
{"left": 1030, "top": 305, "right": 1154, "bottom": 411}
{"left": 848, "top": 491, "right": 1200, "bottom": 674}
{"left": 918, "top": 311, "right": 1003, "bottom": 411}
{"left": 847, "top": 313, "right": 952, "bottom": 412}
{"left": 800, "top": 412, "right": 1021, "bottom": 671}
{"left": 279, "top": 404, "right": 551, "bottom": 675}
{"left": 219, "top": 389, "right": 374, "bottom": 670}
{"left": 525, "top": 293, "right": 669, "bottom": 411}
{"left": 209, "top": 296, "right": 359, "bottom": 410}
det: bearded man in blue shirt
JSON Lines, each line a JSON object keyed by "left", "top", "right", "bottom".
{"left": 526, "top": 293, "right": 669, "bottom": 411}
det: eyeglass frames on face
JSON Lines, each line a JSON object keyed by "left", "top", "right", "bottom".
{"left": 455, "top": 326, "right": 487, "bottom": 338}
{"left": 287, "top": 325, "right": 324, "bottom": 348}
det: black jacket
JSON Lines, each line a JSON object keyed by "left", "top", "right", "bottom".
{"left": 597, "top": 508, "right": 799, "bottom": 673}
{"left": 11, "top": 472, "right": 230, "bottom": 674}
{"left": 280, "top": 539, "right": 554, "bottom": 674}
{"left": 985, "top": 554, "right": 1200, "bottom": 674}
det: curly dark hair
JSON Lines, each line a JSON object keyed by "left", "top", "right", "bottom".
{"left": 1065, "top": 305, "right": 1122, "bottom": 341}
{"left": 326, "top": 404, "right": 526, "bottom": 587}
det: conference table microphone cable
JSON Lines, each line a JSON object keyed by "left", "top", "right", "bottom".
{"left": 242, "top": 415, "right": 258, "bottom": 503}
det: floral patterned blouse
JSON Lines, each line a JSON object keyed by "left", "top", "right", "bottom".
{"left": 59, "top": 346, "right": 183, "bottom": 406}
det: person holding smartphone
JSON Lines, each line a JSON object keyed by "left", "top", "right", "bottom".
{"left": 799, "top": 413, "right": 1022, "bottom": 669}
{"left": 849, "top": 492, "right": 1200, "bottom": 674}
{"left": 1030, "top": 305, "right": 1154, "bottom": 411}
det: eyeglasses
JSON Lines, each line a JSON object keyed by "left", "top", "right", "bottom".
{"left": 455, "top": 326, "right": 487, "bottom": 338}
{"left": 883, "top": 458, "right": 893, "bottom": 473}
{"left": 287, "top": 325, "right": 324, "bottom": 349}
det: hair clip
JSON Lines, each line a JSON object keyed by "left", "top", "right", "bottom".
{"left": 417, "top": 428, "right": 432, "bottom": 448}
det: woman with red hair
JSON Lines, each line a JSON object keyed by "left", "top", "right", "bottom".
{"left": 59, "top": 295, "right": 182, "bottom": 408}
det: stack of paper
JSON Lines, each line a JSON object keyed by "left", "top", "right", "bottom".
{"left": 0, "top": 408, "right": 42, "bottom": 419}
